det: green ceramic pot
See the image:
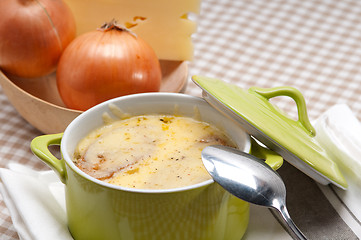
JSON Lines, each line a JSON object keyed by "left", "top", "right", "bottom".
{"left": 31, "top": 93, "right": 282, "bottom": 240}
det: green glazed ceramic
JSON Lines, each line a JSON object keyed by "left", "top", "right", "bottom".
{"left": 31, "top": 93, "right": 283, "bottom": 240}
{"left": 192, "top": 76, "right": 347, "bottom": 189}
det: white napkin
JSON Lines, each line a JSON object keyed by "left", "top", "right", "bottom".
{"left": 314, "top": 104, "right": 361, "bottom": 238}
{"left": 0, "top": 163, "right": 291, "bottom": 240}
{"left": 0, "top": 163, "right": 73, "bottom": 240}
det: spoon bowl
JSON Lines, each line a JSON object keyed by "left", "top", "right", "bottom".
{"left": 202, "top": 145, "right": 307, "bottom": 240}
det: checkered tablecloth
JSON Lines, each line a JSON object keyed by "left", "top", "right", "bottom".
{"left": 1, "top": 0, "right": 361, "bottom": 239}
{"left": 189, "top": 0, "right": 361, "bottom": 119}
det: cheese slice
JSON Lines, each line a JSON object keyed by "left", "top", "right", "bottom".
{"left": 63, "top": 0, "right": 200, "bottom": 61}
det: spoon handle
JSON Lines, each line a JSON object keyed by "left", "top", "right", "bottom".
{"left": 277, "top": 205, "right": 307, "bottom": 240}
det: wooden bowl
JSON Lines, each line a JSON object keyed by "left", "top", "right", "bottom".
{"left": 0, "top": 60, "right": 188, "bottom": 134}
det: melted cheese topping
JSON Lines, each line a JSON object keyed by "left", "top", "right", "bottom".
{"left": 74, "top": 115, "right": 234, "bottom": 190}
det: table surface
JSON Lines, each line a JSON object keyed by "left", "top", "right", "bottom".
{"left": 1, "top": 0, "right": 361, "bottom": 239}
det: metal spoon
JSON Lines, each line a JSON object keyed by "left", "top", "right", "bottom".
{"left": 202, "top": 145, "right": 307, "bottom": 240}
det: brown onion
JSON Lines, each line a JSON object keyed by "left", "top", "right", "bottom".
{"left": 0, "top": 0, "right": 76, "bottom": 78}
{"left": 56, "top": 22, "right": 162, "bottom": 111}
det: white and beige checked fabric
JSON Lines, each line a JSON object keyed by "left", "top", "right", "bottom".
{"left": 1, "top": 0, "right": 361, "bottom": 239}
{"left": 187, "top": 0, "right": 361, "bottom": 121}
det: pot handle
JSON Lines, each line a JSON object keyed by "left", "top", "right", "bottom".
{"left": 30, "top": 133, "right": 67, "bottom": 184}
{"left": 249, "top": 86, "right": 316, "bottom": 137}
{"left": 250, "top": 138, "right": 283, "bottom": 170}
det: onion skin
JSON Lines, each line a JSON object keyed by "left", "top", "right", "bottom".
{"left": 56, "top": 24, "right": 162, "bottom": 111}
{"left": 0, "top": 0, "right": 76, "bottom": 78}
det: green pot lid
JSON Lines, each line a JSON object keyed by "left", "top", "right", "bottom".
{"left": 192, "top": 75, "right": 347, "bottom": 189}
